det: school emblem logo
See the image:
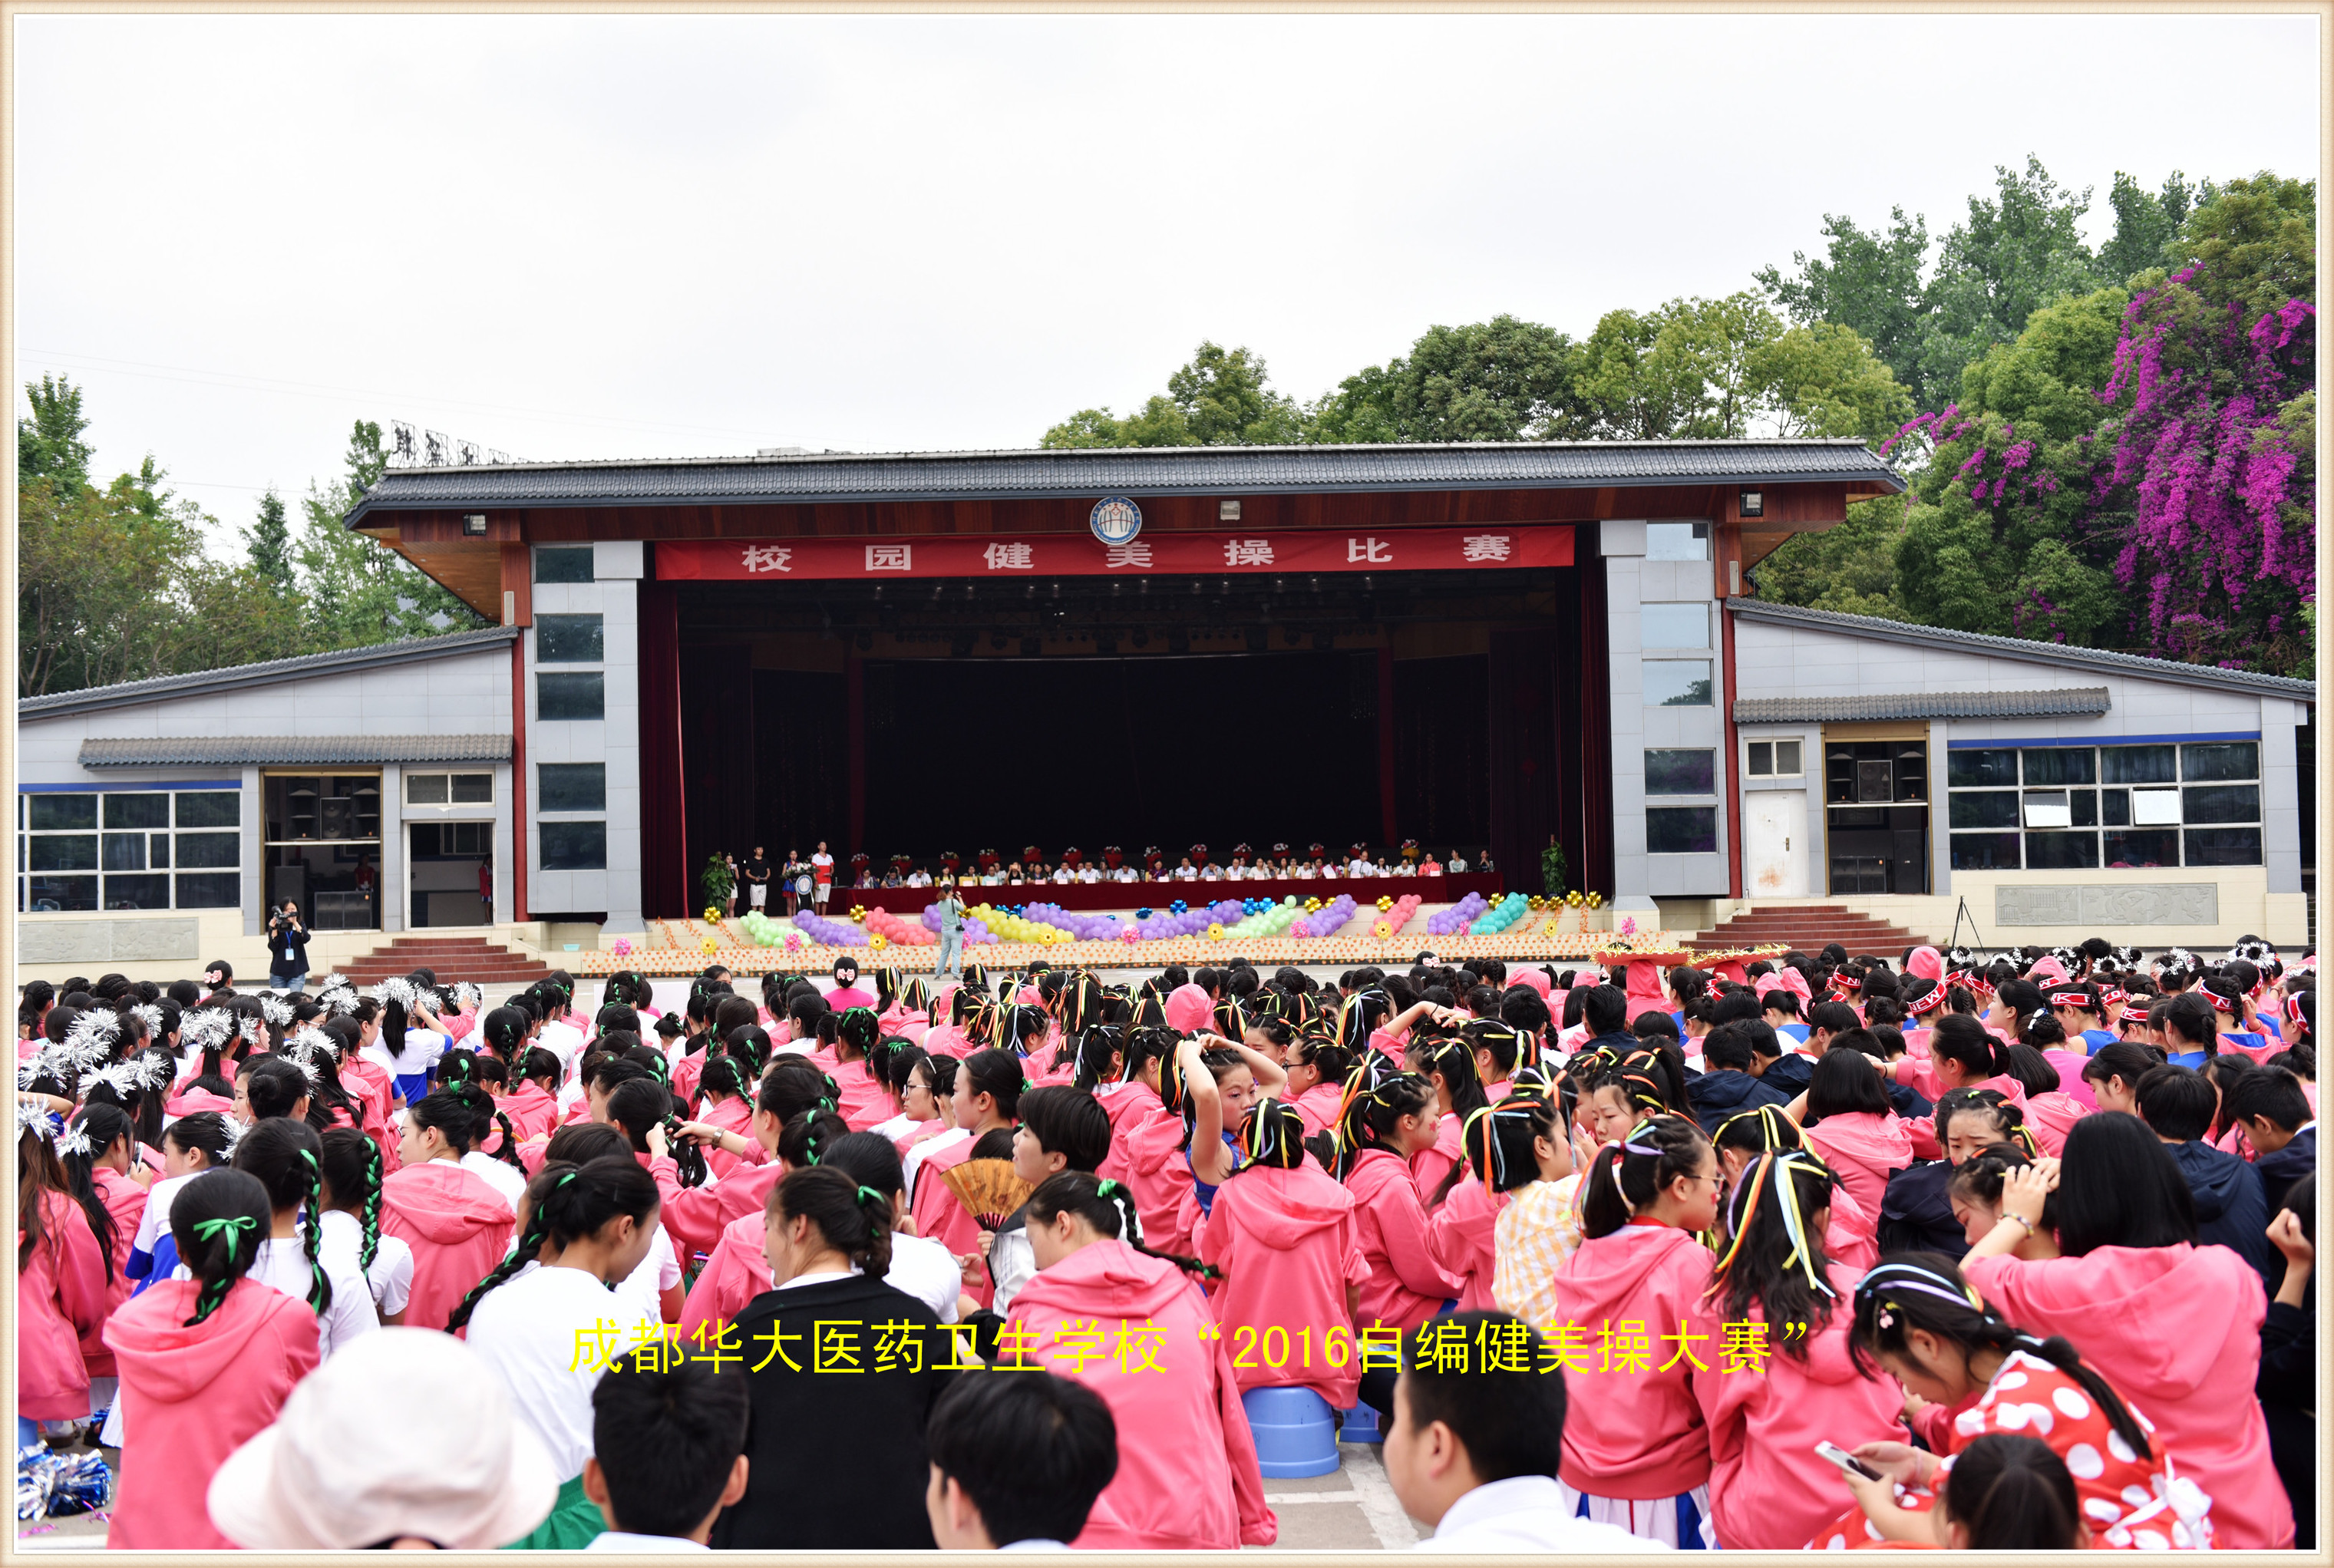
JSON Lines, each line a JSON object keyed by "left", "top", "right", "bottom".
{"left": 1089, "top": 497, "right": 1143, "bottom": 546}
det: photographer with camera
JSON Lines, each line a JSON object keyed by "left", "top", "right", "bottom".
{"left": 266, "top": 902, "right": 312, "bottom": 992}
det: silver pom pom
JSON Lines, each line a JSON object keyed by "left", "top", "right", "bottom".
{"left": 259, "top": 993, "right": 294, "bottom": 1028}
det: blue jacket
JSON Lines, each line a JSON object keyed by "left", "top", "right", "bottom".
{"left": 1686, "top": 1069, "right": 1793, "bottom": 1137}
{"left": 2167, "top": 1139, "right": 2272, "bottom": 1280}
{"left": 1760, "top": 1051, "right": 1816, "bottom": 1098}
{"left": 2256, "top": 1126, "right": 2316, "bottom": 1212}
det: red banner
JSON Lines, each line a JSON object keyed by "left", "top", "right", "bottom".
{"left": 654, "top": 525, "right": 1572, "bottom": 583}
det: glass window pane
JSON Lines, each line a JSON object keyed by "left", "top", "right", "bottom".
{"left": 2184, "top": 742, "right": 2259, "bottom": 781}
{"left": 176, "top": 791, "right": 239, "bottom": 827}
{"left": 1747, "top": 742, "right": 1773, "bottom": 776}
{"left": 2101, "top": 744, "right": 2177, "bottom": 784}
{"left": 1640, "top": 603, "right": 1708, "bottom": 649}
{"left": 406, "top": 774, "right": 448, "bottom": 805}
{"left": 533, "top": 546, "right": 594, "bottom": 583}
{"left": 1644, "top": 522, "right": 1710, "bottom": 561}
{"left": 103, "top": 793, "right": 170, "bottom": 828}
{"left": 2132, "top": 787, "right": 2182, "bottom": 825}
{"left": 150, "top": 834, "right": 170, "bottom": 868}
{"left": 30, "top": 834, "right": 97, "bottom": 871}
{"left": 2070, "top": 790, "right": 2098, "bottom": 827}
{"left": 1949, "top": 832, "right": 2022, "bottom": 870}
{"left": 535, "top": 614, "right": 605, "bottom": 664}
{"left": 175, "top": 872, "right": 240, "bottom": 908}
{"left": 1642, "top": 660, "right": 1712, "bottom": 707}
{"left": 27, "top": 874, "right": 97, "bottom": 911}
{"left": 104, "top": 873, "right": 170, "bottom": 909}
{"left": 2185, "top": 827, "right": 2263, "bottom": 866}
{"left": 540, "top": 820, "right": 608, "bottom": 870}
{"left": 2022, "top": 748, "right": 2095, "bottom": 786}
{"left": 1949, "top": 791, "right": 2019, "bottom": 829}
{"left": 2025, "top": 832, "right": 2100, "bottom": 870}
{"left": 450, "top": 774, "right": 493, "bottom": 804}
{"left": 2184, "top": 784, "right": 2260, "bottom": 824}
{"left": 2023, "top": 792, "right": 2072, "bottom": 828}
{"left": 537, "top": 672, "right": 606, "bottom": 721}
{"left": 1946, "top": 749, "right": 2019, "bottom": 787}
{"left": 101, "top": 833, "right": 146, "bottom": 871}
{"left": 1774, "top": 741, "right": 1803, "bottom": 776}
{"left": 176, "top": 832, "right": 240, "bottom": 869}
{"left": 2104, "top": 827, "right": 2180, "bottom": 867}
{"left": 26, "top": 794, "right": 97, "bottom": 830}
{"left": 1646, "top": 807, "right": 1718, "bottom": 854}
{"left": 2103, "top": 788, "right": 2131, "bottom": 826}
{"left": 539, "top": 764, "right": 608, "bottom": 813}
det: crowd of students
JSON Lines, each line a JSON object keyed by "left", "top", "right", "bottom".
{"left": 12, "top": 931, "right": 2316, "bottom": 1551}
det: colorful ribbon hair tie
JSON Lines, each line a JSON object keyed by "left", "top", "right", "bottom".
{"left": 192, "top": 1213, "right": 259, "bottom": 1259}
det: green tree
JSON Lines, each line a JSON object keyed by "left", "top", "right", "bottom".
{"left": 1747, "top": 494, "right": 1906, "bottom": 618}
{"left": 2097, "top": 170, "right": 2197, "bottom": 286}
{"left": 1914, "top": 155, "right": 2105, "bottom": 409}
{"left": 246, "top": 487, "right": 294, "bottom": 589}
{"left": 1306, "top": 316, "right": 1588, "bottom": 443}
{"left": 17, "top": 374, "right": 94, "bottom": 493}
{"left": 298, "top": 419, "right": 484, "bottom": 648}
{"left": 1040, "top": 342, "right": 1299, "bottom": 448}
{"left": 1755, "top": 208, "right": 1936, "bottom": 406}
{"left": 2165, "top": 171, "right": 2316, "bottom": 316}
{"left": 1574, "top": 292, "right": 1907, "bottom": 442}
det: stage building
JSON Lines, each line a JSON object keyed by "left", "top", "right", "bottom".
{"left": 14, "top": 438, "right": 2313, "bottom": 975}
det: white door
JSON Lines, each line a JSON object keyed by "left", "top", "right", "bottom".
{"left": 1746, "top": 791, "right": 1807, "bottom": 897}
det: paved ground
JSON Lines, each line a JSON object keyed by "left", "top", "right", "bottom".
{"left": 20, "top": 1444, "right": 1414, "bottom": 1552}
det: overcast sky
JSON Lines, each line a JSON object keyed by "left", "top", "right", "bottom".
{"left": 13, "top": 12, "right": 2320, "bottom": 549}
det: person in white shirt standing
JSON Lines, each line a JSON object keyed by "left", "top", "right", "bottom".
{"left": 810, "top": 842, "right": 836, "bottom": 913}
{"left": 1382, "top": 1309, "right": 1669, "bottom": 1554}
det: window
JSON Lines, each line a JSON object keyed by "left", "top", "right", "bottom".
{"left": 1646, "top": 807, "right": 1718, "bottom": 854}
{"left": 535, "top": 614, "right": 605, "bottom": 663}
{"left": 21, "top": 786, "right": 242, "bottom": 913}
{"left": 406, "top": 773, "right": 494, "bottom": 806}
{"left": 1746, "top": 741, "right": 1803, "bottom": 777}
{"left": 411, "top": 821, "right": 493, "bottom": 857}
{"left": 533, "top": 547, "right": 594, "bottom": 583}
{"left": 537, "top": 672, "right": 606, "bottom": 721}
{"left": 540, "top": 820, "right": 608, "bottom": 870}
{"left": 1825, "top": 742, "right": 1926, "bottom": 804}
{"left": 1645, "top": 522, "right": 1709, "bottom": 561}
{"left": 1640, "top": 603, "right": 1709, "bottom": 649}
{"left": 539, "top": 764, "right": 607, "bottom": 813}
{"left": 1642, "top": 660, "right": 1712, "bottom": 707}
{"left": 1644, "top": 750, "right": 1715, "bottom": 797}
{"left": 1943, "top": 739, "right": 2262, "bottom": 870}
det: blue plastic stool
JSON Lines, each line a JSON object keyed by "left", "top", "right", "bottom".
{"left": 1337, "top": 1403, "right": 1384, "bottom": 1444}
{"left": 1242, "top": 1387, "right": 1340, "bottom": 1477}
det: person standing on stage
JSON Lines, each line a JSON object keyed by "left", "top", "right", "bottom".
{"left": 782, "top": 850, "right": 807, "bottom": 915}
{"left": 934, "top": 880, "right": 966, "bottom": 982}
{"left": 810, "top": 842, "right": 835, "bottom": 914}
{"left": 741, "top": 847, "right": 771, "bottom": 915}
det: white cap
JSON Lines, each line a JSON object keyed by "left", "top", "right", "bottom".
{"left": 207, "top": 1327, "right": 561, "bottom": 1550}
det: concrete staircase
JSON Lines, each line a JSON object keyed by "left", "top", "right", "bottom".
{"left": 332, "top": 935, "right": 554, "bottom": 988}
{"left": 1687, "top": 903, "right": 1934, "bottom": 959}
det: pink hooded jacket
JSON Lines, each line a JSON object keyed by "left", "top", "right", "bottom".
{"left": 1692, "top": 1260, "right": 1904, "bottom": 1548}
{"left": 655, "top": 1157, "right": 782, "bottom": 1263}
{"left": 693, "top": 1092, "right": 768, "bottom": 1181}
{"left": 830, "top": 1058, "right": 893, "bottom": 1131}
{"left": 1963, "top": 1242, "right": 2292, "bottom": 1549}
{"left": 1554, "top": 1221, "right": 1713, "bottom": 1500}
{"left": 675, "top": 1208, "right": 771, "bottom": 1346}
{"left": 104, "top": 1277, "right": 319, "bottom": 1549}
{"left": 500, "top": 1080, "right": 562, "bottom": 1144}
{"left": 1802, "top": 1111, "right": 1915, "bottom": 1223}
{"left": 1195, "top": 1162, "right": 1368, "bottom": 1406}
{"left": 920, "top": 1023, "right": 976, "bottom": 1060}
{"left": 1093, "top": 1082, "right": 1165, "bottom": 1185}
{"left": 1118, "top": 1108, "right": 1197, "bottom": 1259}
{"left": 1906, "top": 946, "right": 1943, "bottom": 982}
{"left": 909, "top": 1135, "right": 991, "bottom": 1309}
{"left": 81, "top": 1167, "right": 148, "bottom": 1379}
{"left": 380, "top": 1159, "right": 518, "bottom": 1331}
{"left": 1289, "top": 1081, "right": 1345, "bottom": 1137}
{"left": 1424, "top": 1177, "right": 1510, "bottom": 1313}
{"left": 1009, "top": 1239, "right": 1276, "bottom": 1550}
{"left": 18, "top": 1190, "right": 106, "bottom": 1421}
{"left": 1410, "top": 1111, "right": 1464, "bottom": 1204}
{"left": 1344, "top": 1147, "right": 1463, "bottom": 1332}
{"left": 2021, "top": 1089, "right": 2090, "bottom": 1155}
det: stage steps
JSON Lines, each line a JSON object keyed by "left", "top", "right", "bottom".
{"left": 332, "top": 935, "right": 555, "bottom": 987}
{"left": 1686, "top": 903, "right": 1935, "bottom": 959}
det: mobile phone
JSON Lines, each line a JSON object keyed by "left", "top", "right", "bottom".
{"left": 1815, "top": 1442, "right": 1887, "bottom": 1482}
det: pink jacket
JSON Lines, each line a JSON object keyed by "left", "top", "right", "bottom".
{"left": 2022, "top": 1090, "right": 2089, "bottom": 1155}
{"left": 1802, "top": 1111, "right": 1914, "bottom": 1223}
{"left": 81, "top": 1167, "right": 148, "bottom": 1378}
{"left": 1093, "top": 1083, "right": 1164, "bottom": 1184}
{"left": 830, "top": 1058, "right": 893, "bottom": 1131}
{"left": 1009, "top": 1240, "right": 1276, "bottom": 1550}
{"left": 1554, "top": 1221, "right": 1713, "bottom": 1500}
{"left": 1424, "top": 1177, "right": 1510, "bottom": 1313}
{"left": 500, "top": 1081, "right": 562, "bottom": 1144}
{"left": 909, "top": 1135, "right": 990, "bottom": 1309}
{"left": 675, "top": 1209, "right": 771, "bottom": 1346}
{"left": 1118, "top": 1108, "right": 1197, "bottom": 1259}
{"left": 694, "top": 1094, "right": 767, "bottom": 1180}
{"left": 1410, "top": 1111, "right": 1463, "bottom": 1204}
{"left": 1964, "top": 1242, "right": 2292, "bottom": 1549}
{"left": 672, "top": 1046, "right": 708, "bottom": 1105}
{"left": 920, "top": 1024, "right": 976, "bottom": 1060}
{"left": 655, "top": 1157, "right": 782, "bottom": 1263}
{"left": 18, "top": 1191, "right": 107, "bottom": 1421}
{"left": 104, "top": 1278, "right": 319, "bottom": 1548}
{"left": 1825, "top": 1184, "right": 1879, "bottom": 1276}
{"left": 2040, "top": 1050, "right": 2099, "bottom": 1108}
{"left": 1692, "top": 1261, "right": 1904, "bottom": 1548}
{"left": 1344, "top": 1148, "right": 1462, "bottom": 1332}
{"left": 1195, "top": 1162, "right": 1368, "bottom": 1406}
{"left": 380, "top": 1159, "right": 518, "bottom": 1331}
{"left": 1289, "top": 1081, "right": 1346, "bottom": 1137}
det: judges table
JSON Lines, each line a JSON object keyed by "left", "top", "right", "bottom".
{"left": 830, "top": 872, "right": 1507, "bottom": 915}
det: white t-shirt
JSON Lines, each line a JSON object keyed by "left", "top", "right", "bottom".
{"left": 461, "top": 1150, "right": 529, "bottom": 1213}
{"left": 885, "top": 1232, "right": 963, "bottom": 1323}
{"left": 466, "top": 1263, "right": 639, "bottom": 1481}
{"left": 209, "top": 1233, "right": 378, "bottom": 1361}
{"left": 365, "top": 1027, "right": 448, "bottom": 1081}
{"left": 318, "top": 1208, "right": 414, "bottom": 1317}
{"left": 1422, "top": 1477, "right": 1667, "bottom": 1553}
{"left": 810, "top": 853, "right": 835, "bottom": 886}
{"left": 540, "top": 1019, "right": 586, "bottom": 1069}
{"left": 131, "top": 1172, "right": 198, "bottom": 1264}
{"left": 901, "top": 1127, "right": 970, "bottom": 1200}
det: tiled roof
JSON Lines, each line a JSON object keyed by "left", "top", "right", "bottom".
{"left": 1735, "top": 689, "right": 2111, "bottom": 724}
{"left": 78, "top": 735, "right": 511, "bottom": 767}
{"left": 18, "top": 627, "right": 517, "bottom": 720}
{"left": 1729, "top": 599, "right": 2316, "bottom": 701}
{"left": 344, "top": 439, "right": 1904, "bottom": 520}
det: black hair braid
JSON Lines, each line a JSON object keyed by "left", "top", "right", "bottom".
{"left": 665, "top": 1112, "right": 711, "bottom": 1189}
{"left": 298, "top": 1146, "right": 333, "bottom": 1315}
{"left": 360, "top": 1134, "right": 383, "bottom": 1270}
{"left": 490, "top": 1108, "right": 524, "bottom": 1169}
{"left": 1028, "top": 1170, "right": 1219, "bottom": 1280}
{"left": 446, "top": 1164, "right": 569, "bottom": 1333}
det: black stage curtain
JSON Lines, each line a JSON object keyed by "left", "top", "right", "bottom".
{"left": 677, "top": 644, "right": 758, "bottom": 906}
{"left": 1487, "top": 630, "right": 1558, "bottom": 892}
{"left": 860, "top": 653, "right": 1376, "bottom": 860}
{"left": 748, "top": 669, "right": 848, "bottom": 870}
{"left": 638, "top": 582, "right": 690, "bottom": 919}
{"left": 1392, "top": 655, "right": 1490, "bottom": 852}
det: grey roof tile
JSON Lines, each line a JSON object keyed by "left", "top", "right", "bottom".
{"left": 18, "top": 626, "right": 517, "bottom": 720}
{"left": 1734, "top": 689, "right": 2111, "bottom": 724}
{"left": 78, "top": 735, "right": 511, "bottom": 767}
